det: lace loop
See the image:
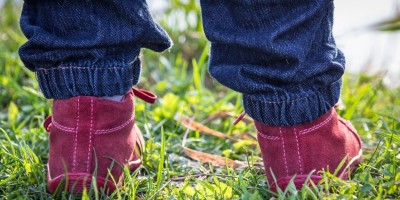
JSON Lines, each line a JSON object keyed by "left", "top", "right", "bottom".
{"left": 43, "top": 116, "right": 52, "bottom": 132}
{"left": 132, "top": 88, "right": 157, "bottom": 104}
{"left": 233, "top": 111, "right": 247, "bottom": 125}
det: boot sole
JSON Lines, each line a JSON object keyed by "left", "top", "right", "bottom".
{"left": 47, "top": 172, "right": 117, "bottom": 194}
{"left": 270, "top": 148, "right": 363, "bottom": 191}
{"left": 47, "top": 159, "right": 141, "bottom": 194}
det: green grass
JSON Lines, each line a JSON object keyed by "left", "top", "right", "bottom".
{"left": 1, "top": 1, "right": 399, "bottom": 199}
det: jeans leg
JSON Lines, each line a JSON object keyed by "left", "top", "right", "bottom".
{"left": 19, "top": 0, "right": 172, "bottom": 99}
{"left": 200, "top": 0, "right": 345, "bottom": 126}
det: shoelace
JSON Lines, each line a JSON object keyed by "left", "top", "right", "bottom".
{"left": 43, "top": 88, "right": 157, "bottom": 132}
{"left": 131, "top": 88, "right": 157, "bottom": 104}
{"left": 233, "top": 110, "right": 247, "bottom": 125}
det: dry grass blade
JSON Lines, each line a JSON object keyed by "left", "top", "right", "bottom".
{"left": 177, "top": 113, "right": 262, "bottom": 168}
{"left": 175, "top": 113, "right": 238, "bottom": 142}
{"left": 202, "top": 111, "right": 256, "bottom": 140}
{"left": 239, "top": 132, "right": 257, "bottom": 140}
{"left": 182, "top": 146, "right": 248, "bottom": 167}
{"left": 170, "top": 173, "right": 249, "bottom": 182}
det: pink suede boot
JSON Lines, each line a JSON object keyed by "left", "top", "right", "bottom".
{"left": 254, "top": 108, "right": 362, "bottom": 191}
{"left": 43, "top": 88, "right": 156, "bottom": 194}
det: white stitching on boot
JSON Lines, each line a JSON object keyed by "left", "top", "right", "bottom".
{"left": 280, "top": 127, "right": 289, "bottom": 176}
{"left": 294, "top": 128, "right": 303, "bottom": 173}
{"left": 52, "top": 119, "right": 75, "bottom": 132}
{"left": 72, "top": 97, "right": 80, "bottom": 172}
{"left": 95, "top": 116, "right": 134, "bottom": 134}
{"left": 86, "top": 98, "right": 94, "bottom": 173}
{"left": 299, "top": 112, "right": 333, "bottom": 135}
{"left": 257, "top": 132, "right": 280, "bottom": 141}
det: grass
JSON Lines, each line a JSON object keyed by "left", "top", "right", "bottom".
{"left": 1, "top": 1, "right": 399, "bottom": 199}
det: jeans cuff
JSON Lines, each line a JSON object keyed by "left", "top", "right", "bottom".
{"left": 35, "top": 59, "right": 141, "bottom": 99}
{"left": 243, "top": 79, "right": 341, "bottom": 126}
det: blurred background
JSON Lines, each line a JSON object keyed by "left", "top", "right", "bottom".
{"left": 334, "top": 0, "right": 400, "bottom": 87}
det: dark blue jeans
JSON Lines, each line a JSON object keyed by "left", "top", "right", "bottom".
{"left": 19, "top": 0, "right": 344, "bottom": 126}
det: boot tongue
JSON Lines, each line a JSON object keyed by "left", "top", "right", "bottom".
{"left": 254, "top": 108, "right": 336, "bottom": 137}
{"left": 95, "top": 88, "right": 157, "bottom": 131}
{"left": 94, "top": 92, "right": 135, "bottom": 131}
{"left": 47, "top": 88, "right": 157, "bottom": 132}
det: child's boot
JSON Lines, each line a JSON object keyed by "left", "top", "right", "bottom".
{"left": 43, "top": 88, "right": 156, "bottom": 194}
{"left": 254, "top": 108, "right": 362, "bottom": 191}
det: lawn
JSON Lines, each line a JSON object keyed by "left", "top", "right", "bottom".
{"left": 1, "top": 1, "right": 399, "bottom": 199}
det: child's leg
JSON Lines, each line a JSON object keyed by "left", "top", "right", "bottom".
{"left": 19, "top": 0, "right": 171, "bottom": 194}
{"left": 200, "top": 0, "right": 362, "bottom": 190}
{"left": 20, "top": 0, "right": 171, "bottom": 99}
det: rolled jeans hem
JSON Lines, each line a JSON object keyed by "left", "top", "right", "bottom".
{"left": 35, "top": 60, "right": 141, "bottom": 99}
{"left": 243, "top": 80, "right": 341, "bottom": 126}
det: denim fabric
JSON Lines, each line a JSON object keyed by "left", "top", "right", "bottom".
{"left": 19, "top": 0, "right": 172, "bottom": 99}
{"left": 19, "top": 0, "right": 344, "bottom": 126}
{"left": 200, "top": 0, "right": 344, "bottom": 126}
